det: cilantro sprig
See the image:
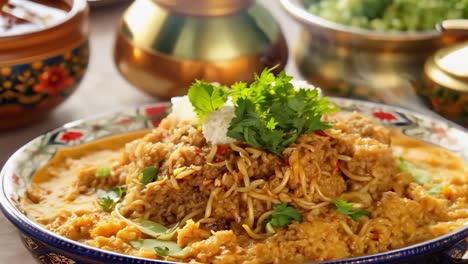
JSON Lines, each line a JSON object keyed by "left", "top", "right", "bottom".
{"left": 264, "top": 203, "right": 302, "bottom": 233}
{"left": 187, "top": 68, "right": 337, "bottom": 155}
{"left": 97, "top": 186, "right": 126, "bottom": 212}
{"left": 333, "top": 199, "right": 369, "bottom": 221}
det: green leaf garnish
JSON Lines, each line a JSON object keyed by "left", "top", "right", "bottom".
{"left": 130, "top": 239, "right": 190, "bottom": 257}
{"left": 97, "top": 186, "right": 126, "bottom": 212}
{"left": 95, "top": 167, "right": 111, "bottom": 178}
{"left": 140, "top": 166, "right": 158, "bottom": 185}
{"left": 227, "top": 69, "right": 337, "bottom": 155}
{"left": 154, "top": 246, "right": 170, "bottom": 256}
{"left": 188, "top": 80, "right": 228, "bottom": 122}
{"left": 186, "top": 69, "right": 337, "bottom": 155}
{"left": 114, "top": 204, "right": 178, "bottom": 240}
{"left": 397, "top": 157, "right": 431, "bottom": 185}
{"left": 264, "top": 203, "right": 302, "bottom": 228}
{"left": 334, "top": 199, "right": 369, "bottom": 221}
{"left": 97, "top": 196, "right": 114, "bottom": 212}
{"left": 426, "top": 184, "right": 442, "bottom": 196}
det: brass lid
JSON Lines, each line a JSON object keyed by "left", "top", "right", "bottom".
{"left": 152, "top": 0, "right": 254, "bottom": 16}
{"left": 425, "top": 41, "right": 468, "bottom": 92}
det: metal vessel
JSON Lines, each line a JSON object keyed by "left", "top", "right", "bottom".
{"left": 114, "top": 0, "right": 288, "bottom": 99}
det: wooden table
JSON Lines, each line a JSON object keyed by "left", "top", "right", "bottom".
{"left": 0, "top": 0, "right": 300, "bottom": 262}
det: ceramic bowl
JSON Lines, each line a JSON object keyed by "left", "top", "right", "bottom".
{"left": 0, "top": 0, "right": 89, "bottom": 130}
{"left": 0, "top": 98, "right": 467, "bottom": 264}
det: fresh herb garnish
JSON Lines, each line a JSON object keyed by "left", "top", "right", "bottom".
{"left": 97, "top": 186, "right": 126, "bottom": 212}
{"left": 188, "top": 80, "right": 228, "bottom": 122}
{"left": 140, "top": 166, "right": 158, "bottom": 185}
{"left": 97, "top": 196, "right": 113, "bottom": 212}
{"left": 397, "top": 157, "right": 431, "bottom": 185}
{"left": 228, "top": 70, "right": 336, "bottom": 155}
{"left": 187, "top": 68, "right": 337, "bottom": 155}
{"left": 334, "top": 199, "right": 369, "bottom": 221}
{"left": 95, "top": 167, "right": 111, "bottom": 178}
{"left": 130, "top": 239, "right": 189, "bottom": 257}
{"left": 264, "top": 203, "right": 302, "bottom": 230}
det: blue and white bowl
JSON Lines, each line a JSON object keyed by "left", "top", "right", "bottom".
{"left": 1, "top": 98, "right": 467, "bottom": 264}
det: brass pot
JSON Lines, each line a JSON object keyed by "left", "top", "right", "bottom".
{"left": 0, "top": 0, "right": 90, "bottom": 130}
{"left": 418, "top": 41, "right": 468, "bottom": 127}
{"left": 280, "top": 0, "right": 465, "bottom": 104}
{"left": 113, "top": 0, "right": 288, "bottom": 99}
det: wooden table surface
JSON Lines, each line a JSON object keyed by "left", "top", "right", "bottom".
{"left": 0, "top": 0, "right": 300, "bottom": 262}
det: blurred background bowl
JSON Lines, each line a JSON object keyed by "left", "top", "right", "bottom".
{"left": 280, "top": 0, "right": 466, "bottom": 108}
{"left": 0, "top": 0, "right": 89, "bottom": 130}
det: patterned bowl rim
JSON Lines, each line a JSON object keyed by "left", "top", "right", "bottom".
{"left": 1, "top": 97, "right": 467, "bottom": 264}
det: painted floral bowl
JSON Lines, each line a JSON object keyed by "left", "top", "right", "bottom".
{"left": 0, "top": 0, "right": 89, "bottom": 130}
{"left": 0, "top": 98, "right": 467, "bottom": 264}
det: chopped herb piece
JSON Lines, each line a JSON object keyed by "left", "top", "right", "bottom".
{"left": 334, "top": 199, "right": 369, "bottom": 221}
{"left": 426, "top": 184, "right": 442, "bottom": 196}
{"left": 397, "top": 157, "right": 431, "bottom": 185}
{"left": 141, "top": 166, "right": 158, "bottom": 185}
{"left": 264, "top": 203, "right": 302, "bottom": 228}
{"left": 130, "top": 239, "right": 190, "bottom": 257}
{"left": 97, "top": 186, "right": 126, "bottom": 212}
{"left": 95, "top": 167, "right": 111, "bottom": 178}
{"left": 97, "top": 196, "right": 113, "bottom": 212}
{"left": 188, "top": 80, "right": 228, "bottom": 122}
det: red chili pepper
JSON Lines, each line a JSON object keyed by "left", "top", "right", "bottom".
{"left": 194, "top": 147, "right": 201, "bottom": 155}
{"left": 335, "top": 160, "right": 340, "bottom": 170}
{"left": 314, "top": 130, "right": 335, "bottom": 140}
{"left": 284, "top": 159, "right": 290, "bottom": 166}
{"left": 216, "top": 145, "right": 229, "bottom": 155}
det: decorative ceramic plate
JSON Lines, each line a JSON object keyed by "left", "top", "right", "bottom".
{"left": 1, "top": 98, "right": 467, "bottom": 264}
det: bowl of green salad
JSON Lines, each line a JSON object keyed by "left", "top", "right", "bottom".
{"left": 280, "top": 0, "right": 468, "bottom": 105}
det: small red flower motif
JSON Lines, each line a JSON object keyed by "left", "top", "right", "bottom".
{"left": 12, "top": 174, "right": 19, "bottom": 185}
{"left": 373, "top": 111, "right": 397, "bottom": 121}
{"left": 33, "top": 66, "right": 74, "bottom": 96}
{"left": 145, "top": 106, "right": 165, "bottom": 116}
{"left": 118, "top": 118, "right": 132, "bottom": 125}
{"left": 60, "top": 131, "right": 83, "bottom": 142}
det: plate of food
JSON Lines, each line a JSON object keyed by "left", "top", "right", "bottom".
{"left": 0, "top": 69, "right": 467, "bottom": 264}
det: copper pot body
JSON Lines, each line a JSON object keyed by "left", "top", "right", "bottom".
{"left": 280, "top": 0, "right": 465, "bottom": 105}
{"left": 114, "top": 0, "right": 288, "bottom": 99}
{"left": 0, "top": 0, "right": 90, "bottom": 130}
